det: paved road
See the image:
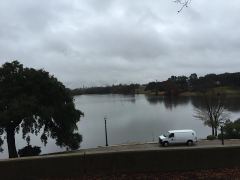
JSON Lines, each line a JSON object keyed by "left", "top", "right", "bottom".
{"left": 3, "top": 139, "right": 240, "bottom": 161}
{"left": 64, "top": 139, "right": 240, "bottom": 156}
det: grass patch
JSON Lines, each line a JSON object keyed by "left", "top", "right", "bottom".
{"left": 213, "top": 86, "right": 240, "bottom": 96}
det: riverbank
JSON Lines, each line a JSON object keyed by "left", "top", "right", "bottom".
{"left": 2, "top": 140, "right": 240, "bottom": 179}
{"left": 141, "top": 86, "right": 240, "bottom": 96}
{"left": 73, "top": 86, "right": 240, "bottom": 97}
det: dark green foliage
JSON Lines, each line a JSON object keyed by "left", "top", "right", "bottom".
{"left": 72, "top": 72, "right": 240, "bottom": 96}
{"left": 207, "top": 135, "right": 216, "bottom": 140}
{"left": 223, "top": 119, "right": 240, "bottom": 139}
{"left": 144, "top": 82, "right": 165, "bottom": 92}
{"left": 188, "top": 73, "right": 198, "bottom": 91}
{"left": 0, "top": 61, "right": 83, "bottom": 158}
{"left": 144, "top": 72, "right": 240, "bottom": 96}
{"left": 145, "top": 75, "right": 188, "bottom": 96}
{"left": 217, "top": 133, "right": 223, "bottom": 139}
{"left": 72, "top": 84, "right": 139, "bottom": 95}
{"left": 168, "top": 76, "right": 188, "bottom": 92}
{"left": 164, "top": 80, "right": 180, "bottom": 96}
{"left": 18, "top": 145, "right": 41, "bottom": 157}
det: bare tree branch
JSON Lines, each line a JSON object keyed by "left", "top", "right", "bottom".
{"left": 194, "top": 91, "right": 230, "bottom": 136}
{"left": 174, "top": 0, "right": 192, "bottom": 13}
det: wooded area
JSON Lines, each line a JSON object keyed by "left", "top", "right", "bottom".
{"left": 72, "top": 73, "right": 240, "bottom": 96}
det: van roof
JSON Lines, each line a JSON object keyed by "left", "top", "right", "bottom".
{"left": 168, "top": 129, "right": 195, "bottom": 133}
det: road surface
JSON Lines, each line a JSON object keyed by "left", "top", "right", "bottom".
{"left": 55, "top": 139, "right": 240, "bottom": 156}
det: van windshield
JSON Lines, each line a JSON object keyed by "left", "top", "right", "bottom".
{"left": 163, "top": 132, "right": 170, "bottom": 137}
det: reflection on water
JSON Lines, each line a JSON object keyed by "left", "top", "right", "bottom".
{"left": 146, "top": 95, "right": 240, "bottom": 112}
{"left": 145, "top": 95, "right": 191, "bottom": 110}
{"left": 75, "top": 94, "right": 240, "bottom": 149}
{"left": 223, "top": 97, "right": 240, "bottom": 112}
{"left": 190, "top": 96, "right": 240, "bottom": 112}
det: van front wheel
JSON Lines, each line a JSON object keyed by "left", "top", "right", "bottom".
{"left": 163, "top": 141, "right": 169, "bottom": 147}
{"left": 187, "top": 140, "right": 193, "bottom": 146}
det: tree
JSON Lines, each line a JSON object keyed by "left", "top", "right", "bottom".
{"left": 176, "top": 76, "right": 188, "bottom": 91}
{"left": 222, "top": 119, "right": 240, "bottom": 139}
{"left": 194, "top": 90, "right": 229, "bottom": 136}
{"left": 0, "top": 61, "right": 83, "bottom": 158}
{"left": 164, "top": 80, "right": 180, "bottom": 96}
{"left": 188, "top": 73, "right": 198, "bottom": 91}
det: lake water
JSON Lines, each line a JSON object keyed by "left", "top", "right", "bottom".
{"left": 1, "top": 94, "right": 240, "bottom": 158}
{"left": 75, "top": 94, "right": 240, "bottom": 149}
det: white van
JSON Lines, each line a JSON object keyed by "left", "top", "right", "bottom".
{"left": 159, "top": 129, "right": 197, "bottom": 147}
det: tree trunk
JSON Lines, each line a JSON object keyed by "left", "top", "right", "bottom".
{"left": 215, "top": 127, "right": 218, "bottom": 137}
{"left": 212, "top": 126, "right": 214, "bottom": 136}
{"left": 6, "top": 127, "right": 18, "bottom": 158}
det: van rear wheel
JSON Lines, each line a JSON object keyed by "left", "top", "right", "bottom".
{"left": 187, "top": 140, "right": 193, "bottom": 146}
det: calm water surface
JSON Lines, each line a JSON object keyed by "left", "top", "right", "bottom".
{"left": 1, "top": 94, "right": 240, "bottom": 158}
{"left": 75, "top": 94, "right": 240, "bottom": 149}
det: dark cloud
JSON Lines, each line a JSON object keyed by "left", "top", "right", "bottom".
{"left": 0, "top": 0, "right": 240, "bottom": 88}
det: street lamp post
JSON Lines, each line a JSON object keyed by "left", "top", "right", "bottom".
{"left": 219, "top": 119, "right": 224, "bottom": 145}
{"left": 155, "top": 80, "right": 158, "bottom": 96}
{"left": 220, "top": 125, "right": 224, "bottom": 145}
{"left": 104, "top": 116, "right": 108, "bottom": 146}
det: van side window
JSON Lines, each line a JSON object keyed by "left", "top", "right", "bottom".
{"left": 169, "top": 133, "right": 174, "bottom": 138}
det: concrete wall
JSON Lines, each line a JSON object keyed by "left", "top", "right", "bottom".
{"left": 1, "top": 146, "right": 240, "bottom": 179}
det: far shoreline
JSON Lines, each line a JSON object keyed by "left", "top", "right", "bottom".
{"left": 73, "top": 90, "right": 240, "bottom": 97}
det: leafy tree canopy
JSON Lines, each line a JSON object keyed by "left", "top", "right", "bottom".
{"left": 0, "top": 61, "right": 83, "bottom": 158}
{"left": 222, "top": 119, "right": 240, "bottom": 139}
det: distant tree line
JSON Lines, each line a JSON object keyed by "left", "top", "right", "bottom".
{"left": 145, "top": 72, "right": 240, "bottom": 96}
{"left": 71, "top": 84, "right": 140, "bottom": 95}
{"left": 71, "top": 72, "right": 240, "bottom": 96}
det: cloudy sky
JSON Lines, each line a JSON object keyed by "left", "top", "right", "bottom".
{"left": 0, "top": 0, "right": 240, "bottom": 88}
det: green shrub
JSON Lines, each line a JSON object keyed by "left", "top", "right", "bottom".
{"left": 207, "top": 135, "right": 216, "bottom": 140}
{"left": 18, "top": 145, "right": 41, "bottom": 157}
{"left": 217, "top": 133, "right": 225, "bottom": 139}
{"left": 223, "top": 119, "right": 240, "bottom": 139}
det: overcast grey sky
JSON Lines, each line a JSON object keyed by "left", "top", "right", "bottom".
{"left": 0, "top": 0, "right": 240, "bottom": 88}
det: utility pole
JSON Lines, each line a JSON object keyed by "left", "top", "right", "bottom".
{"left": 104, "top": 116, "right": 108, "bottom": 146}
